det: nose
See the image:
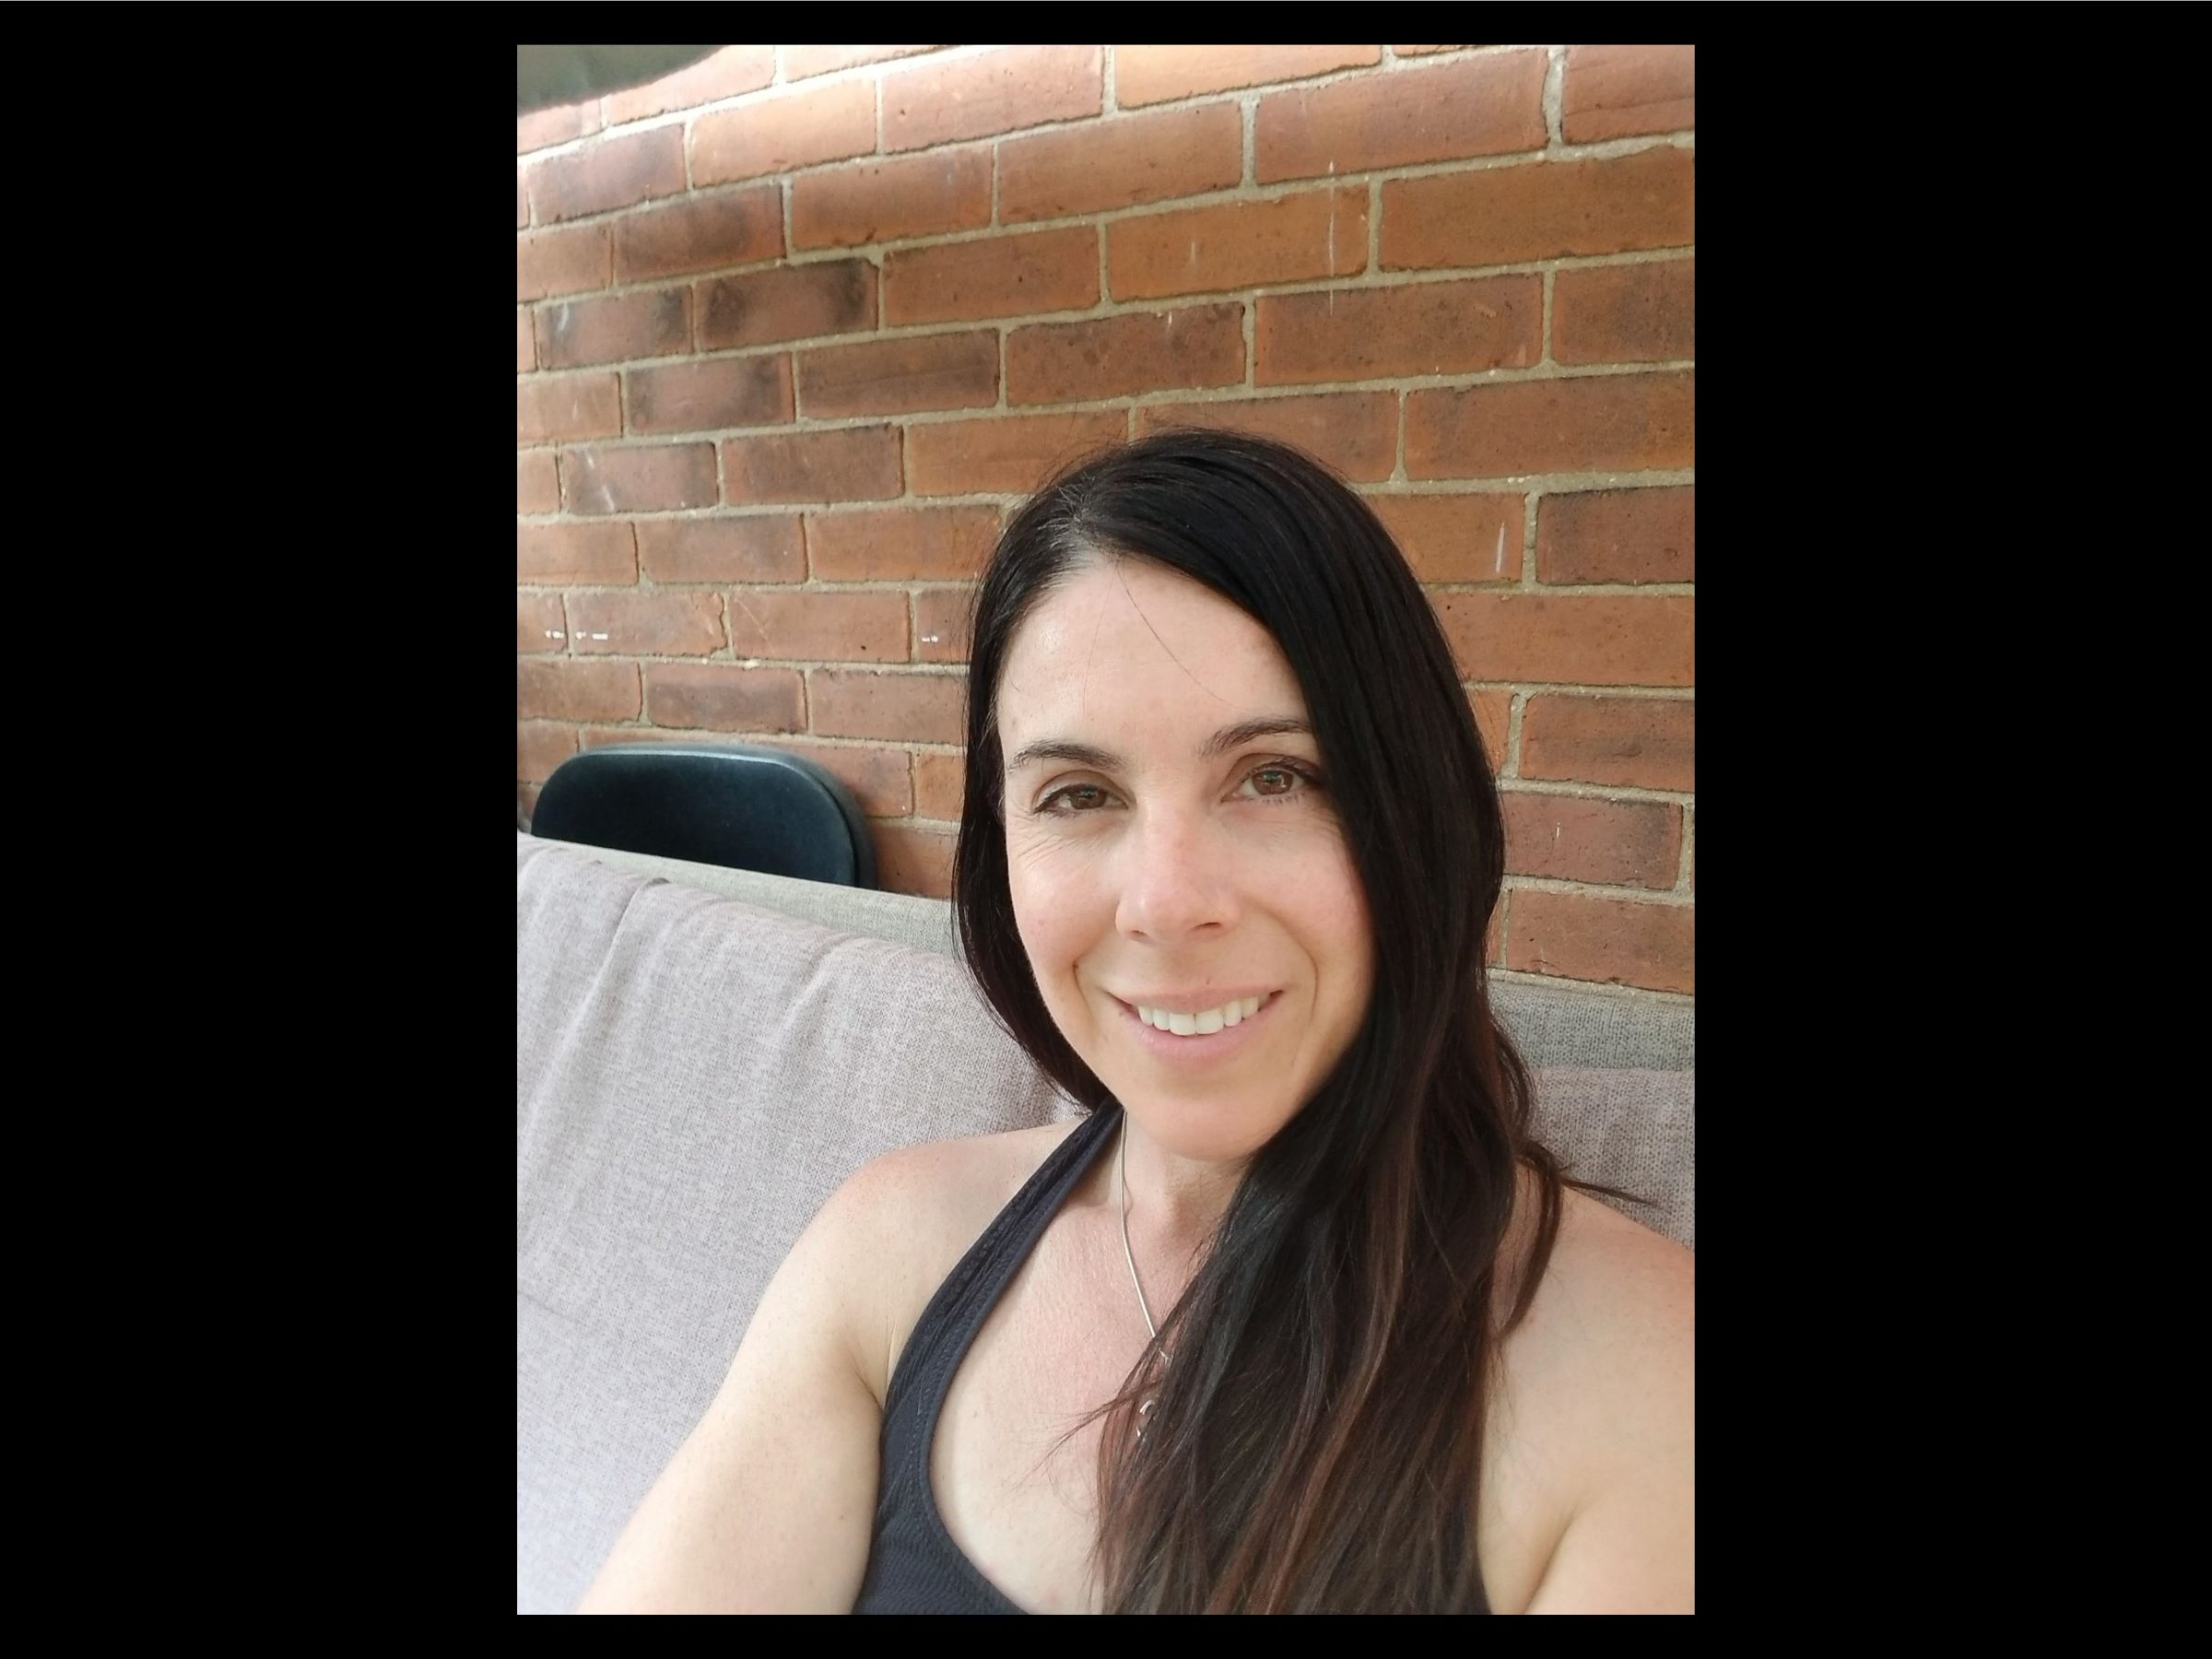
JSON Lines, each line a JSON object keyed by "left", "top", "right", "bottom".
{"left": 1113, "top": 803, "right": 1239, "bottom": 943}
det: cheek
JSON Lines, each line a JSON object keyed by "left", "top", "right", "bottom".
{"left": 1006, "top": 833, "right": 1106, "bottom": 986}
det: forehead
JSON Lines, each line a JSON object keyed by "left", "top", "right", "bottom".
{"left": 997, "top": 559, "right": 1307, "bottom": 747}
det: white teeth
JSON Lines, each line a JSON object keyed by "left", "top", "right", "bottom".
{"left": 1194, "top": 1007, "right": 1224, "bottom": 1034}
{"left": 1168, "top": 1010, "right": 1197, "bottom": 1035}
{"left": 1135, "top": 994, "right": 1268, "bottom": 1036}
{"left": 1241, "top": 995, "right": 1260, "bottom": 1018}
{"left": 1221, "top": 1002, "right": 1242, "bottom": 1027}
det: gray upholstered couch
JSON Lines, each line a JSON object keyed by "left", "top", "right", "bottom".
{"left": 516, "top": 831, "right": 1695, "bottom": 1616}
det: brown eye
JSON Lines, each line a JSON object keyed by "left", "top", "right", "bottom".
{"left": 1252, "top": 768, "right": 1295, "bottom": 796}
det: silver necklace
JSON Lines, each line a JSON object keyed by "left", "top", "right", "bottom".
{"left": 1117, "top": 1112, "right": 1164, "bottom": 1433}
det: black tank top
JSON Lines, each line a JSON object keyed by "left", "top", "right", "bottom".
{"left": 852, "top": 1101, "right": 1121, "bottom": 1614}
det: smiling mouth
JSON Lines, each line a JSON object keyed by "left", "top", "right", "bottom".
{"left": 1116, "top": 990, "right": 1278, "bottom": 1037}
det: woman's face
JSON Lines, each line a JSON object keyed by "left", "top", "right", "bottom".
{"left": 996, "top": 556, "right": 1374, "bottom": 1165}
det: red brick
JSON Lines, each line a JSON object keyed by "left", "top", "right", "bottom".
{"left": 1520, "top": 694, "right": 1693, "bottom": 792}
{"left": 1114, "top": 44, "right": 1381, "bottom": 106}
{"left": 798, "top": 332, "right": 1000, "bottom": 418}
{"left": 690, "top": 79, "right": 877, "bottom": 186}
{"left": 517, "top": 224, "right": 609, "bottom": 301}
{"left": 1255, "top": 52, "right": 1546, "bottom": 182}
{"left": 1135, "top": 392, "right": 1396, "bottom": 482}
{"left": 611, "top": 187, "right": 783, "bottom": 284}
{"left": 724, "top": 588, "right": 909, "bottom": 664}
{"left": 1256, "top": 276, "right": 1539, "bottom": 385}
{"left": 535, "top": 288, "right": 690, "bottom": 370}
{"left": 518, "top": 522, "right": 636, "bottom": 584}
{"left": 518, "top": 721, "right": 578, "bottom": 782}
{"left": 567, "top": 590, "right": 727, "bottom": 656}
{"left": 882, "top": 45, "right": 1101, "bottom": 151}
{"left": 518, "top": 592, "right": 567, "bottom": 653}
{"left": 1486, "top": 900, "right": 1503, "bottom": 967}
{"left": 1563, "top": 45, "right": 1695, "bottom": 143}
{"left": 1365, "top": 492, "right": 1524, "bottom": 582}
{"left": 1383, "top": 147, "right": 1695, "bottom": 269}
{"left": 808, "top": 669, "right": 966, "bottom": 743}
{"left": 516, "top": 371, "right": 621, "bottom": 444}
{"left": 806, "top": 506, "right": 1001, "bottom": 581}
{"left": 518, "top": 308, "right": 536, "bottom": 371}
{"left": 913, "top": 750, "right": 966, "bottom": 820}
{"left": 518, "top": 782, "right": 541, "bottom": 827}
{"left": 602, "top": 45, "right": 776, "bottom": 125}
{"left": 1406, "top": 371, "right": 1693, "bottom": 478}
{"left": 906, "top": 411, "right": 1127, "bottom": 497}
{"left": 1393, "top": 45, "right": 1469, "bottom": 57}
{"left": 1553, "top": 258, "right": 1694, "bottom": 366}
{"left": 1007, "top": 304, "right": 1243, "bottom": 406}
{"left": 747, "top": 739, "right": 912, "bottom": 818}
{"left": 518, "top": 171, "right": 530, "bottom": 229}
{"left": 1505, "top": 888, "right": 1692, "bottom": 994}
{"left": 641, "top": 663, "right": 806, "bottom": 732}
{"left": 723, "top": 426, "right": 903, "bottom": 504}
{"left": 559, "top": 443, "right": 719, "bottom": 513}
{"left": 791, "top": 148, "right": 993, "bottom": 251}
{"left": 1467, "top": 687, "right": 1512, "bottom": 770}
{"left": 1501, "top": 792, "right": 1680, "bottom": 888}
{"left": 884, "top": 228, "right": 1099, "bottom": 325}
{"left": 913, "top": 589, "right": 976, "bottom": 665}
{"left": 874, "top": 824, "right": 956, "bottom": 898}
{"left": 517, "top": 658, "right": 642, "bottom": 723}
{"left": 518, "top": 450, "right": 559, "bottom": 513}
{"left": 697, "top": 261, "right": 877, "bottom": 350}
{"left": 527, "top": 127, "right": 687, "bottom": 222}
{"left": 1001, "top": 104, "right": 1242, "bottom": 224}
{"left": 785, "top": 44, "right": 942, "bottom": 81}
{"left": 517, "top": 100, "right": 601, "bottom": 156}
{"left": 626, "top": 355, "right": 794, "bottom": 434}
{"left": 1110, "top": 188, "right": 1366, "bottom": 301}
{"left": 637, "top": 516, "right": 806, "bottom": 584}
{"left": 1432, "top": 594, "right": 1693, "bottom": 687}
{"left": 1536, "top": 487, "right": 1693, "bottom": 585}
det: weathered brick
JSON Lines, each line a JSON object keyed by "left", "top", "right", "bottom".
{"left": 913, "top": 588, "right": 976, "bottom": 665}
{"left": 1406, "top": 371, "right": 1693, "bottom": 477}
{"left": 791, "top": 147, "right": 993, "bottom": 251}
{"left": 517, "top": 308, "right": 535, "bottom": 371}
{"left": 626, "top": 355, "right": 794, "bottom": 434}
{"left": 602, "top": 45, "right": 775, "bottom": 125}
{"left": 809, "top": 669, "right": 966, "bottom": 743}
{"left": 1536, "top": 487, "right": 1693, "bottom": 584}
{"left": 1114, "top": 44, "right": 1381, "bottom": 106}
{"left": 637, "top": 516, "right": 806, "bottom": 584}
{"left": 1383, "top": 147, "right": 1694, "bottom": 269}
{"left": 1553, "top": 258, "right": 1694, "bottom": 366}
{"left": 1501, "top": 791, "right": 1680, "bottom": 888}
{"left": 690, "top": 79, "right": 876, "bottom": 186}
{"left": 535, "top": 288, "right": 690, "bottom": 370}
{"left": 1520, "top": 694, "right": 1693, "bottom": 792}
{"left": 874, "top": 823, "right": 956, "bottom": 898}
{"left": 611, "top": 187, "right": 783, "bottom": 283}
{"left": 1393, "top": 45, "right": 1469, "bottom": 57}
{"left": 882, "top": 45, "right": 1101, "bottom": 151}
{"left": 906, "top": 411, "right": 1127, "bottom": 496}
{"left": 1563, "top": 45, "right": 1695, "bottom": 143}
{"left": 806, "top": 505, "right": 1001, "bottom": 581}
{"left": 1110, "top": 188, "right": 1366, "bottom": 301}
{"left": 517, "top": 657, "right": 642, "bottom": 724}
{"left": 1467, "top": 687, "right": 1512, "bottom": 770}
{"left": 517, "top": 522, "right": 636, "bottom": 584}
{"left": 913, "top": 749, "right": 966, "bottom": 820}
{"left": 1255, "top": 52, "right": 1546, "bottom": 182}
{"left": 1007, "top": 305, "right": 1242, "bottom": 406}
{"left": 641, "top": 663, "right": 806, "bottom": 731}
{"left": 1432, "top": 593, "right": 1693, "bottom": 687}
{"left": 1135, "top": 392, "right": 1396, "bottom": 481}
{"left": 1001, "top": 104, "right": 1242, "bottom": 224}
{"left": 1256, "top": 276, "right": 1540, "bottom": 385}
{"left": 1505, "top": 888, "right": 1692, "bottom": 994}
{"left": 884, "top": 228, "right": 1099, "bottom": 325}
{"left": 723, "top": 426, "right": 903, "bottom": 504}
{"left": 697, "top": 261, "right": 876, "bottom": 350}
{"left": 518, "top": 171, "right": 530, "bottom": 229}
{"left": 517, "top": 100, "right": 601, "bottom": 156}
{"left": 517, "top": 371, "right": 621, "bottom": 445}
{"left": 518, "top": 592, "right": 567, "bottom": 653}
{"left": 518, "top": 450, "right": 559, "bottom": 513}
{"left": 724, "top": 588, "right": 909, "bottom": 664}
{"left": 527, "top": 127, "right": 686, "bottom": 222}
{"left": 567, "top": 590, "right": 727, "bottom": 656}
{"left": 518, "top": 782, "right": 541, "bottom": 826}
{"left": 559, "top": 443, "right": 719, "bottom": 513}
{"left": 785, "top": 44, "right": 941, "bottom": 81}
{"left": 517, "top": 224, "right": 609, "bottom": 301}
{"left": 1365, "top": 492, "right": 1524, "bottom": 582}
{"left": 798, "top": 332, "right": 1000, "bottom": 418}
{"left": 518, "top": 720, "right": 578, "bottom": 782}
{"left": 753, "top": 738, "right": 912, "bottom": 817}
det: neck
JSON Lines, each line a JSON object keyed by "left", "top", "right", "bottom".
{"left": 1106, "top": 1101, "right": 1243, "bottom": 1267}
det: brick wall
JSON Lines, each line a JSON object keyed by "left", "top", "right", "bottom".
{"left": 517, "top": 43, "right": 1694, "bottom": 996}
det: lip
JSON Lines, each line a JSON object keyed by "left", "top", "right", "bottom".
{"left": 1110, "top": 989, "right": 1282, "bottom": 1065}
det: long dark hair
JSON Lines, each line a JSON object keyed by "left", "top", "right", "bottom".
{"left": 952, "top": 429, "right": 1597, "bottom": 1613}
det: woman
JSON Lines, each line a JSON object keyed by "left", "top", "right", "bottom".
{"left": 577, "top": 430, "right": 1693, "bottom": 1615}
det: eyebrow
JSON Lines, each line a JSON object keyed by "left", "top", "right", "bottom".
{"left": 1004, "top": 716, "right": 1314, "bottom": 774}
